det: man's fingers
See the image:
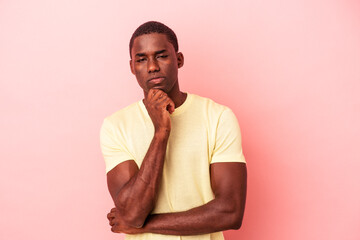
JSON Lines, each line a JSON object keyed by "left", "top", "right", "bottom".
{"left": 168, "top": 99, "right": 175, "bottom": 114}
{"left": 107, "top": 212, "right": 115, "bottom": 220}
{"left": 147, "top": 89, "right": 163, "bottom": 101}
{"left": 167, "top": 104, "right": 174, "bottom": 114}
{"left": 111, "top": 226, "right": 120, "bottom": 233}
{"left": 109, "top": 219, "right": 116, "bottom": 226}
{"left": 158, "top": 97, "right": 175, "bottom": 114}
{"left": 147, "top": 88, "right": 155, "bottom": 98}
{"left": 146, "top": 89, "right": 175, "bottom": 114}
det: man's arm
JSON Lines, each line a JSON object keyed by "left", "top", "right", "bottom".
{"left": 106, "top": 89, "right": 175, "bottom": 228}
{"left": 108, "top": 162, "right": 247, "bottom": 235}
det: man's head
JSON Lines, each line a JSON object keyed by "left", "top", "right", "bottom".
{"left": 129, "top": 21, "right": 184, "bottom": 95}
{"left": 129, "top": 21, "right": 179, "bottom": 58}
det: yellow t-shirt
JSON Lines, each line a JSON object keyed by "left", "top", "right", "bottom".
{"left": 100, "top": 93, "right": 246, "bottom": 240}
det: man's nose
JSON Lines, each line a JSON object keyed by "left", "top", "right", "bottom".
{"left": 147, "top": 58, "right": 160, "bottom": 73}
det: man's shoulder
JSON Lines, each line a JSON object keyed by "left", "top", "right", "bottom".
{"left": 103, "top": 100, "right": 143, "bottom": 125}
{"left": 190, "top": 93, "right": 231, "bottom": 115}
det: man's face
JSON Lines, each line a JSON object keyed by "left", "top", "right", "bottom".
{"left": 130, "top": 33, "right": 184, "bottom": 94}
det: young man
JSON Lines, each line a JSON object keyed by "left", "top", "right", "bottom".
{"left": 100, "top": 21, "right": 247, "bottom": 240}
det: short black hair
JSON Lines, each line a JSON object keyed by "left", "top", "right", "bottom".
{"left": 129, "top": 21, "right": 179, "bottom": 58}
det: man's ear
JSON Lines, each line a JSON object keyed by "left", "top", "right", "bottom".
{"left": 129, "top": 59, "right": 135, "bottom": 75}
{"left": 177, "top": 52, "right": 184, "bottom": 68}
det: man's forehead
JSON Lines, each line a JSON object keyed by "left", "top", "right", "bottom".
{"left": 132, "top": 33, "right": 173, "bottom": 55}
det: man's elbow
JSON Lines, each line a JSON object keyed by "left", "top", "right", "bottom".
{"left": 216, "top": 198, "right": 245, "bottom": 230}
{"left": 230, "top": 216, "right": 243, "bottom": 230}
{"left": 228, "top": 211, "right": 244, "bottom": 230}
{"left": 114, "top": 195, "right": 154, "bottom": 228}
{"left": 226, "top": 205, "right": 244, "bottom": 230}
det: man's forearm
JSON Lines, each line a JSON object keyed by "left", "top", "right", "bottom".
{"left": 108, "top": 163, "right": 247, "bottom": 235}
{"left": 138, "top": 197, "right": 243, "bottom": 236}
{"left": 114, "top": 129, "right": 169, "bottom": 227}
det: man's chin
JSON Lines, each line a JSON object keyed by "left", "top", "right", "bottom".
{"left": 150, "top": 86, "right": 167, "bottom": 92}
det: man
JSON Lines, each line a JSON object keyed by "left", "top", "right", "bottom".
{"left": 100, "top": 21, "right": 247, "bottom": 240}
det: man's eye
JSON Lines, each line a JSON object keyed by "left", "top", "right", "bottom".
{"left": 136, "top": 58, "right": 146, "bottom": 62}
{"left": 157, "top": 55, "right": 168, "bottom": 59}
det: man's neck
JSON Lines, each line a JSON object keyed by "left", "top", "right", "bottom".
{"left": 164, "top": 81, "right": 187, "bottom": 108}
{"left": 170, "top": 91, "right": 187, "bottom": 108}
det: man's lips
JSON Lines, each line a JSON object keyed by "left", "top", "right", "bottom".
{"left": 148, "top": 77, "right": 165, "bottom": 84}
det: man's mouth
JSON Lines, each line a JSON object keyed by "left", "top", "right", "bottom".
{"left": 148, "top": 77, "right": 165, "bottom": 84}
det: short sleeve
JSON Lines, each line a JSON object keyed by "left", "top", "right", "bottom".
{"left": 100, "top": 118, "right": 135, "bottom": 173}
{"left": 210, "top": 108, "right": 246, "bottom": 164}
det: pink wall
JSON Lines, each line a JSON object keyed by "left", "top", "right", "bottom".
{"left": 1, "top": 0, "right": 359, "bottom": 239}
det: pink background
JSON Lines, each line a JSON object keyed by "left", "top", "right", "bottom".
{"left": 1, "top": 0, "right": 359, "bottom": 239}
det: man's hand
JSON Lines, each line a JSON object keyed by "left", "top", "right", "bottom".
{"left": 144, "top": 89, "right": 175, "bottom": 132}
{"left": 107, "top": 207, "right": 143, "bottom": 234}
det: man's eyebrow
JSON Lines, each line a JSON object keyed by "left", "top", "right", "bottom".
{"left": 135, "top": 49, "right": 167, "bottom": 58}
{"left": 155, "top": 49, "right": 167, "bottom": 55}
{"left": 135, "top": 53, "right": 146, "bottom": 57}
